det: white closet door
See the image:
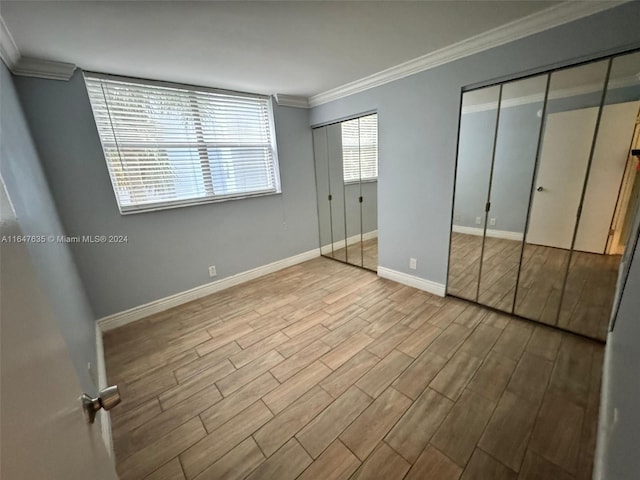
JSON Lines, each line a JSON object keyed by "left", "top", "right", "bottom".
{"left": 574, "top": 101, "right": 639, "bottom": 253}
{"left": 527, "top": 107, "right": 598, "bottom": 250}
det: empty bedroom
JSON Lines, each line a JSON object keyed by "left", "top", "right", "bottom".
{"left": 1, "top": 1, "right": 640, "bottom": 480}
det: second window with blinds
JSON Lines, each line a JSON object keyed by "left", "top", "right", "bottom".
{"left": 84, "top": 73, "right": 281, "bottom": 214}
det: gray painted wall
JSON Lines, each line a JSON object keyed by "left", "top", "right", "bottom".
{"left": 15, "top": 71, "right": 319, "bottom": 318}
{"left": 596, "top": 199, "right": 640, "bottom": 479}
{"left": 309, "top": 2, "right": 640, "bottom": 286}
{"left": 0, "top": 62, "right": 97, "bottom": 393}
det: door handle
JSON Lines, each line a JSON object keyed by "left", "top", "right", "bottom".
{"left": 536, "top": 186, "right": 544, "bottom": 192}
{"left": 82, "top": 385, "right": 121, "bottom": 424}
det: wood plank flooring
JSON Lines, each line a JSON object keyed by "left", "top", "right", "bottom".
{"left": 329, "top": 237, "right": 378, "bottom": 271}
{"left": 104, "top": 257, "right": 603, "bottom": 480}
{"left": 448, "top": 232, "right": 620, "bottom": 340}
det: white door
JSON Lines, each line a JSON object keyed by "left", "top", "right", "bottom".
{"left": 0, "top": 181, "right": 118, "bottom": 480}
{"left": 527, "top": 107, "right": 599, "bottom": 250}
{"left": 574, "top": 101, "right": 640, "bottom": 253}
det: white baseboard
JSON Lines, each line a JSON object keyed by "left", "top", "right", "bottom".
{"left": 377, "top": 267, "right": 446, "bottom": 297}
{"left": 320, "top": 230, "right": 378, "bottom": 255}
{"left": 95, "top": 323, "right": 114, "bottom": 460}
{"left": 97, "top": 247, "right": 321, "bottom": 332}
{"left": 452, "top": 225, "right": 524, "bottom": 242}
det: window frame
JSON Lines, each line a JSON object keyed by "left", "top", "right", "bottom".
{"left": 84, "top": 72, "right": 282, "bottom": 215}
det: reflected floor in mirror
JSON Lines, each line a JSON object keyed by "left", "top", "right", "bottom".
{"left": 332, "top": 237, "right": 378, "bottom": 271}
{"left": 448, "top": 233, "right": 620, "bottom": 341}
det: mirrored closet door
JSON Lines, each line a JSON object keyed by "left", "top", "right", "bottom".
{"left": 448, "top": 50, "right": 640, "bottom": 341}
{"left": 313, "top": 113, "right": 378, "bottom": 272}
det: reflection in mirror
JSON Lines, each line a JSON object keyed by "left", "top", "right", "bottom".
{"left": 448, "top": 85, "right": 501, "bottom": 301}
{"left": 313, "top": 127, "right": 334, "bottom": 259}
{"left": 477, "top": 74, "right": 549, "bottom": 313}
{"left": 343, "top": 117, "right": 364, "bottom": 267}
{"left": 327, "top": 123, "right": 347, "bottom": 262}
{"left": 313, "top": 114, "right": 378, "bottom": 272}
{"left": 515, "top": 60, "right": 610, "bottom": 325}
{"left": 358, "top": 115, "right": 378, "bottom": 271}
{"left": 340, "top": 114, "right": 378, "bottom": 269}
{"left": 558, "top": 52, "right": 640, "bottom": 340}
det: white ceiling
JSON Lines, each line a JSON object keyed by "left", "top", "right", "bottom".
{"left": 1, "top": 1, "right": 566, "bottom": 97}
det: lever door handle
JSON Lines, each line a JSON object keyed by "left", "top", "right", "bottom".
{"left": 82, "top": 385, "right": 121, "bottom": 424}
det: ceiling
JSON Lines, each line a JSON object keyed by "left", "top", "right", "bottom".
{"left": 0, "top": 1, "right": 568, "bottom": 97}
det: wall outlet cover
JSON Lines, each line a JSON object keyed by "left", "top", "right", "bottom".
{"left": 475, "top": 216, "right": 482, "bottom": 225}
{"left": 409, "top": 258, "right": 417, "bottom": 270}
{"left": 208, "top": 265, "right": 217, "bottom": 277}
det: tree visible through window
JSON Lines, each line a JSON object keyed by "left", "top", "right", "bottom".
{"left": 84, "top": 73, "right": 280, "bottom": 214}
{"left": 342, "top": 114, "right": 378, "bottom": 183}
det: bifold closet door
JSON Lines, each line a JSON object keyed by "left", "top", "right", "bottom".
{"left": 515, "top": 59, "right": 610, "bottom": 326}
{"left": 448, "top": 85, "right": 501, "bottom": 302}
{"left": 327, "top": 123, "right": 348, "bottom": 262}
{"left": 477, "top": 74, "right": 549, "bottom": 313}
{"left": 313, "top": 127, "right": 333, "bottom": 258}
{"left": 342, "top": 117, "right": 364, "bottom": 267}
{"left": 359, "top": 114, "right": 378, "bottom": 271}
{"left": 559, "top": 52, "right": 640, "bottom": 340}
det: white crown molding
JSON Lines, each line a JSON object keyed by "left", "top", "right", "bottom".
{"left": 275, "top": 94, "right": 309, "bottom": 108}
{"left": 308, "top": 1, "right": 629, "bottom": 107}
{"left": 12, "top": 56, "right": 76, "bottom": 81}
{"left": 0, "top": 14, "right": 76, "bottom": 80}
{"left": 462, "top": 93, "right": 544, "bottom": 114}
{"left": 97, "top": 247, "right": 321, "bottom": 331}
{"left": 462, "top": 74, "right": 639, "bottom": 114}
{"left": 0, "top": 15, "right": 19, "bottom": 69}
{"left": 377, "top": 267, "right": 446, "bottom": 297}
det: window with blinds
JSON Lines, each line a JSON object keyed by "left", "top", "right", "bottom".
{"left": 341, "top": 113, "right": 378, "bottom": 184}
{"left": 84, "top": 73, "right": 280, "bottom": 214}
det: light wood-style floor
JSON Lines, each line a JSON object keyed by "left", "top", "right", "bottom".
{"left": 105, "top": 257, "right": 603, "bottom": 480}
{"left": 448, "top": 233, "right": 620, "bottom": 340}
{"left": 330, "top": 237, "right": 378, "bottom": 271}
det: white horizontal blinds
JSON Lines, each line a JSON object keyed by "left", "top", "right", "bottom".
{"left": 341, "top": 114, "right": 378, "bottom": 183}
{"left": 84, "top": 74, "right": 278, "bottom": 213}
{"left": 341, "top": 118, "right": 361, "bottom": 183}
{"left": 358, "top": 114, "right": 378, "bottom": 181}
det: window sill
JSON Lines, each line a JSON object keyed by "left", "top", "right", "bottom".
{"left": 343, "top": 178, "right": 378, "bottom": 186}
{"left": 118, "top": 189, "right": 282, "bottom": 215}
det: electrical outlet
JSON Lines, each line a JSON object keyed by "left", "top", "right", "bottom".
{"left": 208, "top": 265, "right": 217, "bottom": 278}
{"left": 409, "top": 258, "right": 417, "bottom": 270}
{"left": 475, "top": 216, "right": 482, "bottom": 225}
{"left": 454, "top": 213, "right": 461, "bottom": 222}
{"left": 490, "top": 218, "right": 496, "bottom": 226}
